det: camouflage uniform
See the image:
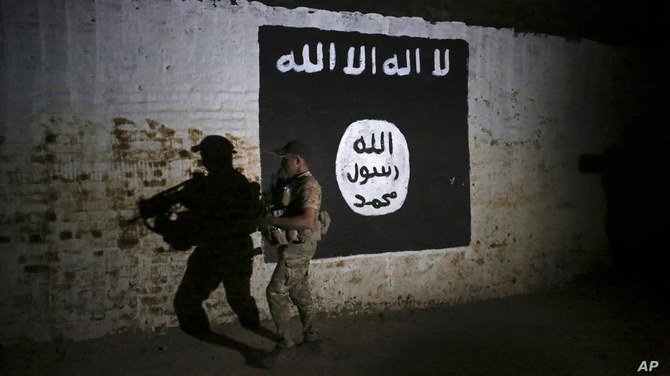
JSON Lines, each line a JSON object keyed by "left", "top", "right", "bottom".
{"left": 266, "top": 171, "right": 321, "bottom": 348}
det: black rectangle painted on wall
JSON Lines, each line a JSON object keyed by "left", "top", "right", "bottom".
{"left": 259, "top": 25, "right": 470, "bottom": 259}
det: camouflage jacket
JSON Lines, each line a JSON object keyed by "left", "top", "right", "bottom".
{"left": 283, "top": 171, "right": 322, "bottom": 243}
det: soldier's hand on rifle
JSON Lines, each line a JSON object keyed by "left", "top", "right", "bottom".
{"left": 270, "top": 227, "right": 288, "bottom": 245}
{"left": 258, "top": 215, "right": 289, "bottom": 245}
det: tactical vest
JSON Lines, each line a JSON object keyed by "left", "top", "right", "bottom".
{"left": 284, "top": 172, "right": 322, "bottom": 243}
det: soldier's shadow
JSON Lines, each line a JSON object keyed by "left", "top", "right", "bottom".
{"left": 174, "top": 240, "right": 278, "bottom": 367}
{"left": 141, "top": 135, "right": 278, "bottom": 367}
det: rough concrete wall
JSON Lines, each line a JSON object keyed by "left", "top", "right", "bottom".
{"left": 0, "top": 0, "right": 637, "bottom": 344}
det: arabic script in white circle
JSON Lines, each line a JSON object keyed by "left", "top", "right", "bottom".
{"left": 335, "top": 119, "right": 410, "bottom": 216}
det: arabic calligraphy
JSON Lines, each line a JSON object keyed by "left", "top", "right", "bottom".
{"left": 347, "top": 163, "right": 400, "bottom": 185}
{"left": 276, "top": 42, "right": 450, "bottom": 77}
{"left": 336, "top": 120, "right": 410, "bottom": 216}
{"left": 353, "top": 132, "right": 393, "bottom": 155}
{"left": 354, "top": 191, "right": 398, "bottom": 208}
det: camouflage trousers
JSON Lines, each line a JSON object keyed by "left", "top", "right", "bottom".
{"left": 266, "top": 241, "right": 318, "bottom": 348}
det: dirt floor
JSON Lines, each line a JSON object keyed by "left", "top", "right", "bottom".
{"left": 2, "top": 271, "right": 669, "bottom": 376}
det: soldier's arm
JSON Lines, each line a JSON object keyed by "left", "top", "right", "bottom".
{"left": 266, "top": 207, "right": 317, "bottom": 230}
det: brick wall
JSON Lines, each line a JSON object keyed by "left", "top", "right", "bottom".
{"left": 0, "top": 0, "right": 646, "bottom": 344}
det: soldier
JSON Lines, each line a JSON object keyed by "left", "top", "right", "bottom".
{"left": 260, "top": 140, "right": 322, "bottom": 367}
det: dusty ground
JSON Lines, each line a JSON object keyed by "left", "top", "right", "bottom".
{"left": 2, "top": 272, "right": 669, "bottom": 376}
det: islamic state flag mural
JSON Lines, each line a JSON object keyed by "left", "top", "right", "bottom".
{"left": 259, "top": 25, "right": 470, "bottom": 258}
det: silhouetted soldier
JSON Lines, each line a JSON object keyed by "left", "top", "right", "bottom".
{"left": 139, "top": 135, "right": 262, "bottom": 335}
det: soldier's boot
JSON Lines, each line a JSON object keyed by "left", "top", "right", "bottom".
{"left": 262, "top": 332, "right": 296, "bottom": 369}
{"left": 274, "top": 317, "right": 296, "bottom": 348}
{"left": 262, "top": 345, "right": 296, "bottom": 368}
{"left": 297, "top": 311, "right": 322, "bottom": 355}
{"left": 299, "top": 309, "right": 319, "bottom": 343}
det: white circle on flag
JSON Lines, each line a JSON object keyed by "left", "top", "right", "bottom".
{"left": 335, "top": 119, "right": 410, "bottom": 216}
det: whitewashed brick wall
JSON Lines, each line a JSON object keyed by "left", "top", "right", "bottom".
{"left": 0, "top": 0, "right": 642, "bottom": 343}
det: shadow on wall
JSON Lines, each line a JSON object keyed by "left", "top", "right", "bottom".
{"left": 133, "top": 135, "right": 273, "bottom": 368}
{"left": 579, "top": 121, "right": 669, "bottom": 287}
